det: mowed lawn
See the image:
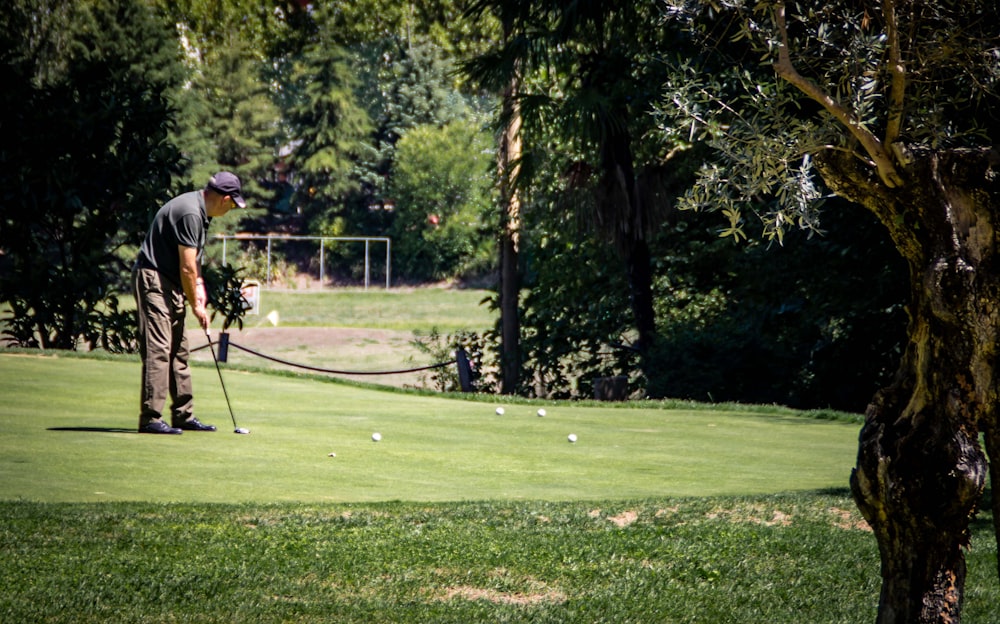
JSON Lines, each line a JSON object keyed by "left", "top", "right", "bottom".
{"left": 5, "top": 355, "right": 1000, "bottom": 623}
{"left": 0, "top": 354, "right": 858, "bottom": 504}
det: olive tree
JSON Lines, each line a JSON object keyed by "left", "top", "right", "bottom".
{"left": 660, "top": 1, "right": 1000, "bottom": 621}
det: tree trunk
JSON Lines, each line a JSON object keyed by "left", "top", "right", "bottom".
{"left": 498, "top": 70, "right": 522, "bottom": 395}
{"left": 626, "top": 237, "right": 656, "bottom": 352}
{"left": 816, "top": 147, "right": 998, "bottom": 623}
{"left": 600, "top": 119, "right": 656, "bottom": 353}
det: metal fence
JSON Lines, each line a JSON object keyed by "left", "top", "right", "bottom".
{"left": 214, "top": 234, "right": 391, "bottom": 289}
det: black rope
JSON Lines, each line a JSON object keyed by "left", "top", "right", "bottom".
{"left": 193, "top": 339, "right": 456, "bottom": 376}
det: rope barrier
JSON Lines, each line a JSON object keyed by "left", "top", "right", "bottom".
{"left": 192, "top": 339, "right": 456, "bottom": 376}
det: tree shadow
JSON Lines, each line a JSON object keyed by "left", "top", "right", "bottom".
{"left": 812, "top": 486, "right": 853, "bottom": 497}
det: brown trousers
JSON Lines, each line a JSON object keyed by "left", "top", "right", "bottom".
{"left": 133, "top": 267, "right": 194, "bottom": 427}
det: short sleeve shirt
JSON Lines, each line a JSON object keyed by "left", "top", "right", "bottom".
{"left": 137, "top": 190, "right": 210, "bottom": 285}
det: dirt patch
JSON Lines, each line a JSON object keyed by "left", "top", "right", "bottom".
{"left": 194, "top": 326, "right": 414, "bottom": 357}
{"left": 588, "top": 508, "right": 641, "bottom": 527}
{"left": 706, "top": 504, "right": 793, "bottom": 527}
{"left": 828, "top": 506, "right": 872, "bottom": 532}
{"left": 434, "top": 585, "right": 567, "bottom": 605}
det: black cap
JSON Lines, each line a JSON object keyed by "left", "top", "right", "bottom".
{"left": 206, "top": 171, "right": 246, "bottom": 208}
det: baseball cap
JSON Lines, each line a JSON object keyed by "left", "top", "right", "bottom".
{"left": 206, "top": 171, "right": 246, "bottom": 208}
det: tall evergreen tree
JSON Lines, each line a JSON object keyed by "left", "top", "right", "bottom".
{"left": 285, "top": 11, "right": 372, "bottom": 229}
{"left": 152, "top": 0, "right": 290, "bottom": 213}
{"left": 187, "top": 38, "right": 281, "bottom": 205}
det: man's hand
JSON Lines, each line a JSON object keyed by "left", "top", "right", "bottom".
{"left": 195, "top": 278, "right": 208, "bottom": 309}
{"left": 192, "top": 303, "right": 210, "bottom": 329}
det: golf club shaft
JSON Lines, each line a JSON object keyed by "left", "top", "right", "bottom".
{"left": 204, "top": 328, "right": 239, "bottom": 430}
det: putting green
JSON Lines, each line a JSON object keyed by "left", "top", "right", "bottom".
{"left": 0, "top": 354, "right": 859, "bottom": 503}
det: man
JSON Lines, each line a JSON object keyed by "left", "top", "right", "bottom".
{"left": 133, "top": 172, "right": 245, "bottom": 434}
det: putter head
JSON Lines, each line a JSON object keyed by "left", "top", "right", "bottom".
{"left": 234, "top": 427, "right": 250, "bottom": 434}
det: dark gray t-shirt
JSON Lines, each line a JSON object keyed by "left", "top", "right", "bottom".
{"left": 137, "top": 190, "right": 210, "bottom": 285}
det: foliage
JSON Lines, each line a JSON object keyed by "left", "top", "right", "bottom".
{"left": 285, "top": 10, "right": 373, "bottom": 225}
{"left": 202, "top": 264, "right": 251, "bottom": 331}
{"left": 465, "top": 0, "right": 699, "bottom": 360}
{"left": 652, "top": 5, "right": 1000, "bottom": 616}
{"left": 183, "top": 40, "right": 282, "bottom": 206}
{"left": 2, "top": 294, "right": 138, "bottom": 354}
{"left": 656, "top": 0, "right": 1000, "bottom": 239}
{"left": 0, "top": 0, "right": 183, "bottom": 350}
{"left": 647, "top": 201, "right": 907, "bottom": 412}
{"left": 152, "top": 0, "right": 293, "bottom": 222}
{"left": 356, "top": 38, "right": 476, "bottom": 202}
{"left": 516, "top": 189, "right": 639, "bottom": 399}
{"left": 388, "top": 121, "right": 495, "bottom": 281}
{"left": 411, "top": 328, "right": 495, "bottom": 392}
{"left": 328, "top": 38, "right": 492, "bottom": 281}
{"left": 221, "top": 246, "right": 299, "bottom": 289}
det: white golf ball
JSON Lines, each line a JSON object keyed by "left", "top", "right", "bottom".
{"left": 567, "top": 433, "right": 578, "bottom": 443}
{"left": 537, "top": 408, "right": 546, "bottom": 417}
{"left": 371, "top": 432, "right": 382, "bottom": 442}
{"left": 495, "top": 407, "right": 505, "bottom": 415}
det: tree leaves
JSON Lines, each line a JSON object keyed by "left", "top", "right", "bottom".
{"left": 0, "top": 0, "right": 183, "bottom": 350}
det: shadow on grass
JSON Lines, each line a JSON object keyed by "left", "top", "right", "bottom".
{"left": 813, "top": 486, "right": 852, "bottom": 497}
{"left": 47, "top": 427, "right": 136, "bottom": 434}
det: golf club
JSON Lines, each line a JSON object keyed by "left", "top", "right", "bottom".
{"left": 204, "top": 328, "right": 249, "bottom": 434}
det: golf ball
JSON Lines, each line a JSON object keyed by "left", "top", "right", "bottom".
{"left": 495, "top": 407, "right": 505, "bottom": 415}
{"left": 371, "top": 432, "right": 382, "bottom": 442}
{"left": 567, "top": 433, "right": 578, "bottom": 443}
{"left": 537, "top": 408, "right": 546, "bottom": 417}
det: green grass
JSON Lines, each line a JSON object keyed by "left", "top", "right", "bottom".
{"left": 2, "top": 496, "right": 999, "bottom": 623}
{"left": 0, "top": 495, "right": 884, "bottom": 623}
{"left": 3, "top": 353, "right": 999, "bottom": 622}
{"left": 1, "top": 354, "right": 858, "bottom": 503}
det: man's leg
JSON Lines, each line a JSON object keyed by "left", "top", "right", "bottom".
{"left": 168, "top": 287, "right": 216, "bottom": 431}
{"left": 134, "top": 268, "right": 178, "bottom": 432}
{"left": 169, "top": 285, "right": 195, "bottom": 423}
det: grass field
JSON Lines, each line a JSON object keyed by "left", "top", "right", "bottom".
{"left": 2, "top": 355, "right": 857, "bottom": 503}
{"left": 3, "top": 286, "right": 999, "bottom": 622}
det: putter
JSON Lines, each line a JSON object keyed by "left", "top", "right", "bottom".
{"left": 204, "top": 328, "right": 249, "bottom": 434}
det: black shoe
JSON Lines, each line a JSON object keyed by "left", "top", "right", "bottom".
{"left": 174, "top": 417, "right": 217, "bottom": 432}
{"left": 139, "top": 420, "right": 183, "bottom": 435}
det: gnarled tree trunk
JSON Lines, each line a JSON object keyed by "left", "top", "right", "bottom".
{"left": 817, "top": 147, "right": 999, "bottom": 623}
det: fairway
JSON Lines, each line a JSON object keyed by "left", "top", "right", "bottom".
{"left": 1, "top": 354, "right": 859, "bottom": 504}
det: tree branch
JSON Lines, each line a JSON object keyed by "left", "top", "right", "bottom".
{"left": 770, "top": 1, "right": 904, "bottom": 188}
{"left": 883, "top": 0, "right": 906, "bottom": 147}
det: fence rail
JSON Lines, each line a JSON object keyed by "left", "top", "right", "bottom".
{"left": 214, "top": 234, "right": 391, "bottom": 289}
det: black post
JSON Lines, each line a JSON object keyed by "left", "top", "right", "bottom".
{"left": 217, "top": 332, "right": 229, "bottom": 363}
{"left": 456, "top": 348, "right": 473, "bottom": 392}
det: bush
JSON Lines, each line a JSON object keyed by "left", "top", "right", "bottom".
{"left": 387, "top": 121, "right": 494, "bottom": 281}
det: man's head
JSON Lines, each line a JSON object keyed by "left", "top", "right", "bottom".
{"left": 205, "top": 171, "right": 246, "bottom": 212}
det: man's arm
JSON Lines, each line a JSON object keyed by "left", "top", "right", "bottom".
{"left": 179, "top": 245, "right": 209, "bottom": 329}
